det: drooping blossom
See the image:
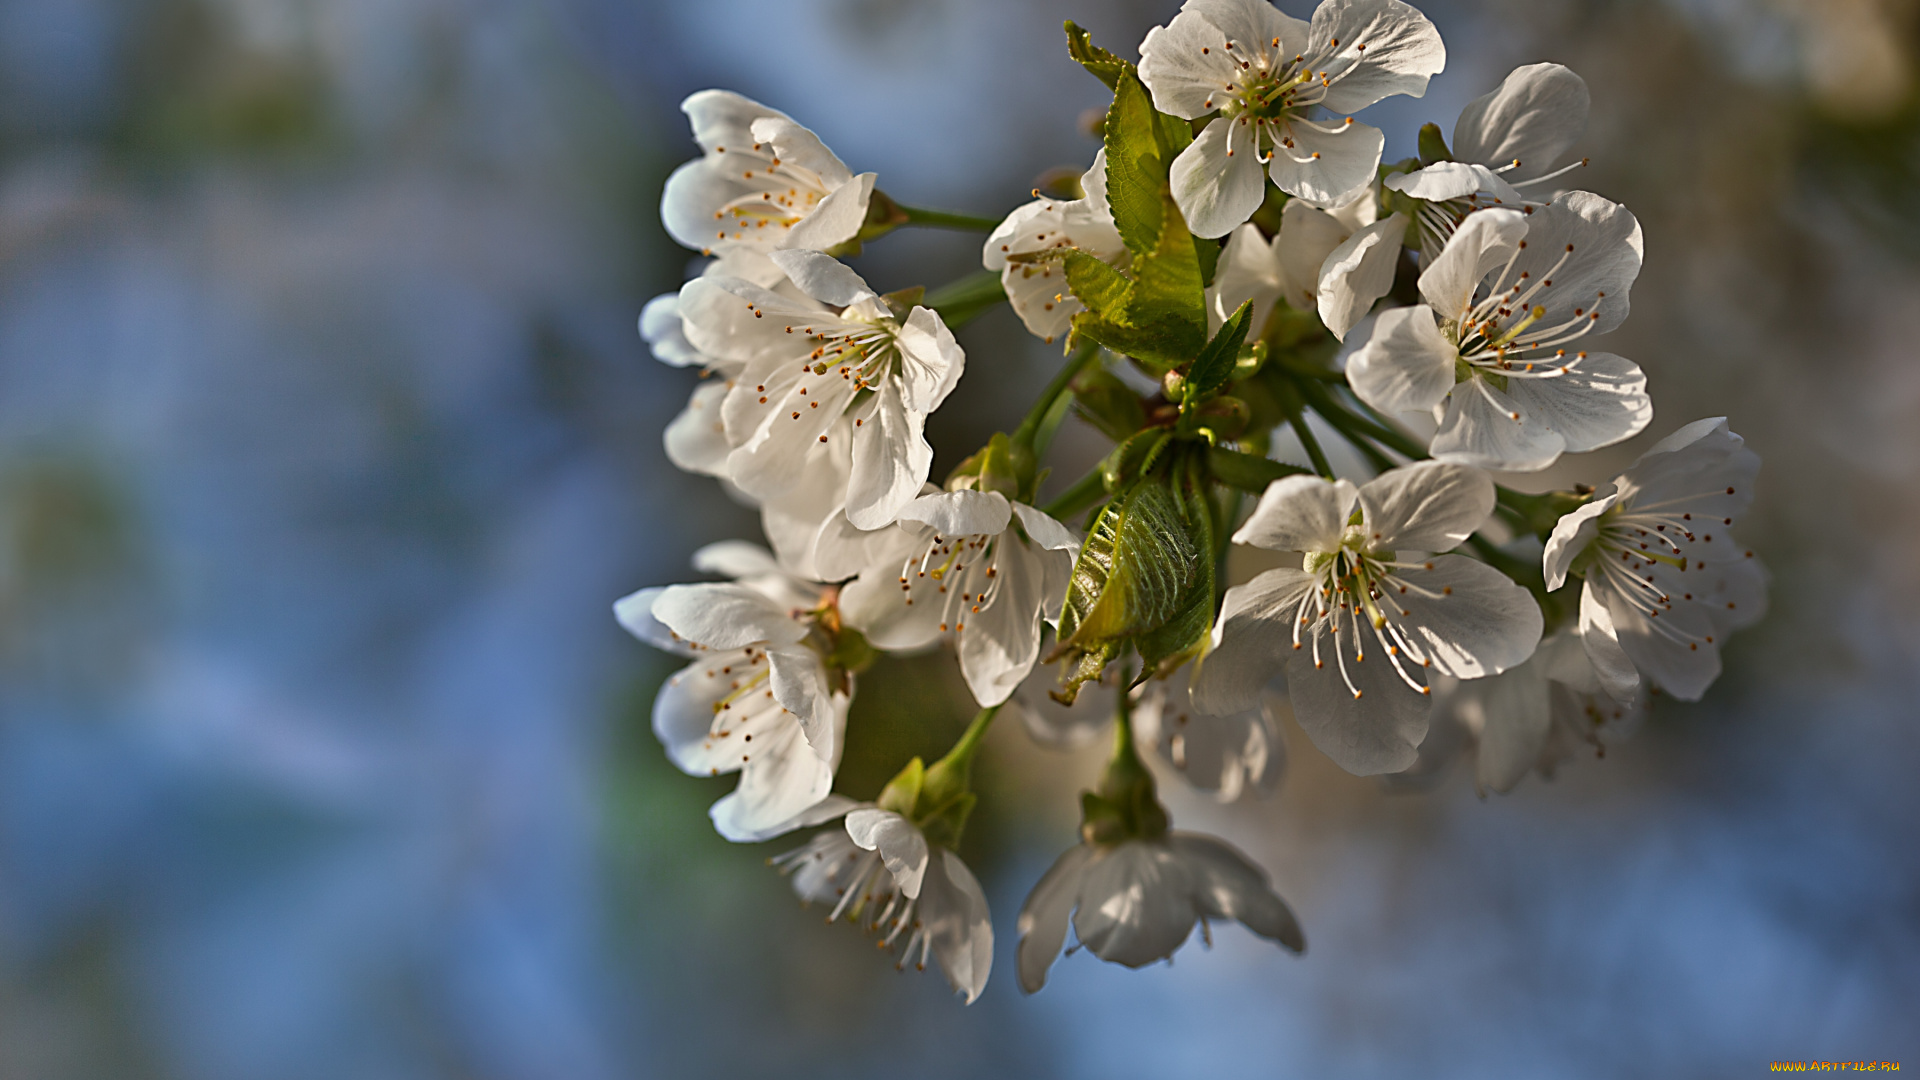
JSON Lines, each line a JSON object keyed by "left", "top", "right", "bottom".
{"left": 1193, "top": 462, "right": 1542, "bottom": 775}
{"left": 1543, "top": 417, "right": 1767, "bottom": 702}
{"left": 1132, "top": 669, "right": 1285, "bottom": 801}
{"left": 1342, "top": 193, "right": 1650, "bottom": 471}
{"left": 614, "top": 542, "right": 853, "bottom": 841}
{"left": 774, "top": 807, "right": 993, "bottom": 1003}
{"left": 983, "top": 151, "right": 1128, "bottom": 345}
{"left": 661, "top": 90, "right": 875, "bottom": 256}
{"left": 1138, "top": 0, "right": 1445, "bottom": 237}
{"left": 679, "top": 249, "right": 964, "bottom": 530}
{"left": 1016, "top": 830, "right": 1303, "bottom": 992}
{"left": 840, "top": 489, "right": 1079, "bottom": 706}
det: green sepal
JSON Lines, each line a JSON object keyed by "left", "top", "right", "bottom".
{"left": 947, "top": 431, "right": 1030, "bottom": 499}
{"left": 875, "top": 756, "right": 925, "bottom": 816}
{"left": 880, "top": 285, "right": 925, "bottom": 322}
{"left": 1417, "top": 122, "right": 1452, "bottom": 166}
{"left": 1064, "top": 20, "right": 1130, "bottom": 90}
{"left": 1208, "top": 446, "right": 1310, "bottom": 493}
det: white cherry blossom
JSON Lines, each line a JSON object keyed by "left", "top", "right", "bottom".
{"left": 840, "top": 489, "right": 1079, "bottom": 706}
{"left": 1138, "top": 0, "right": 1445, "bottom": 236}
{"left": 773, "top": 807, "right": 993, "bottom": 1003}
{"left": 661, "top": 90, "right": 875, "bottom": 256}
{"left": 1342, "top": 193, "right": 1651, "bottom": 471}
{"left": 1385, "top": 63, "right": 1592, "bottom": 257}
{"left": 1016, "top": 830, "right": 1303, "bottom": 991}
{"left": 1193, "top": 462, "right": 1542, "bottom": 775}
{"left": 983, "top": 151, "right": 1128, "bottom": 345}
{"left": 679, "top": 249, "right": 964, "bottom": 530}
{"left": 1543, "top": 417, "right": 1767, "bottom": 702}
{"left": 614, "top": 542, "right": 853, "bottom": 842}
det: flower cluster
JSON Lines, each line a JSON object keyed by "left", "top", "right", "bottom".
{"left": 618, "top": 0, "right": 1765, "bottom": 1003}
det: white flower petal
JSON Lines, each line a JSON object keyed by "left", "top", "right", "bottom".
{"left": 845, "top": 808, "right": 929, "bottom": 899}
{"left": 664, "top": 380, "right": 734, "bottom": 477}
{"left": 1008, "top": 668, "right": 1119, "bottom": 749}
{"left": 1430, "top": 376, "right": 1567, "bottom": 472}
{"left": 1071, "top": 843, "right": 1198, "bottom": 967}
{"left": 1011, "top": 502, "right": 1082, "bottom": 552}
{"left": 1381, "top": 160, "right": 1522, "bottom": 203}
{"left": 713, "top": 792, "right": 856, "bottom": 845}
{"left": 1503, "top": 350, "right": 1651, "bottom": 455}
{"left": 1452, "top": 63, "right": 1589, "bottom": 181}
{"left": 681, "top": 89, "right": 790, "bottom": 154}
{"left": 767, "top": 644, "right": 841, "bottom": 762}
{"left": 782, "top": 172, "right": 876, "bottom": 252}
{"left": 1190, "top": 568, "right": 1318, "bottom": 715}
{"left": 1316, "top": 212, "right": 1408, "bottom": 340}
{"left": 899, "top": 489, "right": 1011, "bottom": 537}
{"left": 1388, "top": 555, "right": 1543, "bottom": 679}
{"left": 1232, "top": 475, "right": 1359, "bottom": 552}
{"left": 920, "top": 850, "right": 994, "bottom": 1004}
{"left": 1416, "top": 206, "right": 1528, "bottom": 319}
{"left": 1187, "top": 0, "right": 1309, "bottom": 60}
{"left": 768, "top": 249, "right": 877, "bottom": 308}
{"left": 1542, "top": 490, "right": 1620, "bottom": 591}
{"left": 957, "top": 536, "right": 1057, "bottom": 706}
{"left": 1266, "top": 117, "right": 1385, "bottom": 209}
{"left": 1343, "top": 303, "right": 1457, "bottom": 414}
{"left": 1170, "top": 117, "right": 1271, "bottom": 239}
{"left": 640, "top": 293, "right": 704, "bottom": 368}
{"left": 1304, "top": 0, "right": 1446, "bottom": 114}
{"left": 1285, "top": 630, "right": 1430, "bottom": 775}
{"left": 1134, "top": 670, "right": 1283, "bottom": 801}
{"left": 897, "top": 306, "right": 966, "bottom": 413}
{"left": 651, "top": 582, "right": 805, "bottom": 650}
{"left": 1578, "top": 581, "right": 1641, "bottom": 703}
{"left": 1138, "top": 10, "right": 1246, "bottom": 119}
{"left": 1166, "top": 832, "right": 1304, "bottom": 951}
{"left": 1507, "top": 191, "right": 1642, "bottom": 336}
{"left": 1457, "top": 660, "right": 1552, "bottom": 794}
{"left": 690, "top": 539, "right": 785, "bottom": 582}
{"left": 747, "top": 115, "right": 854, "bottom": 187}
{"left": 1209, "top": 223, "right": 1287, "bottom": 335}
{"left": 845, "top": 376, "right": 931, "bottom": 530}
{"left": 1016, "top": 844, "right": 1093, "bottom": 993}
{"left": 1356, "top": 460, "right": 1494, "bottom": 552}
{"left": 614, "top": 586, "right": 697, "bottom": 656}
{"left": 1276, "top": 199, "right": 1355, "bottom": 310}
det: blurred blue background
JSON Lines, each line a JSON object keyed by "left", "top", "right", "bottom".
{"left": 0, "top": 0, "right": 1917, "bottom": 1076}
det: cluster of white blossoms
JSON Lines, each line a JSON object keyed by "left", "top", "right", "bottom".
{"left": 618, "top": 0, "right": 1765, "bottom": 1004}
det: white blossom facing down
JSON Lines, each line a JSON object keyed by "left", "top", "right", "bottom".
{"left": 1543, "top": 417, "right": 1766, "bottom": 702}
{"left": 984, "top": 152, "right": 1128, "bottom": 345}
{"left": 840, "top": 489, "right": 1079, "bottom": 707}
{"left": 1016, "top": 831, "right": 1304, "bottom": 992}
{"left": 661, "top": 90, "right": 876, "bottom": 256}
{"left": 679, "top": 249, "right": 964, "bottom": 530}
{"left": 1138, "top": 0, "right": 1446, "bottom": 236}
{"left": 774, "top": 808, "right": 994, "bottom": 1003}
{"left": 614, "top": 543, "right": 853, "bottom": 842}
{"left": 1132, "top": 669, "right": 1285, "bottom": 801}
{"left": 1193, "top": 462, "right": 1542, "bottom": 775}
{"left": 1342, "top": 192, "right": 1651, "bottom": 471}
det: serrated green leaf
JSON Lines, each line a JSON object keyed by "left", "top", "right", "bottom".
{"left": 1134, "top": 458, "right": 1216, "bottom": 677}
{"left": 1126, "top": 196, "right": 1207, "bottom": 344}
{"left": 1069, "top": 311, "right": 1195, "bottom": 369}
{"left": 1104, "top": 71, "right": 1170, "bottom": 256}
{"left": 1186, "top": 299, "right": 1253, "bottom": 402}
{"left": 1064, "top": 20, "right": 1129, "bottom": 90}
{"left": 1059, "top": 478, "right": 1200, "bottom": 652}
{"left": 1063, "top": 250, "right": 1134, "bottom": 321}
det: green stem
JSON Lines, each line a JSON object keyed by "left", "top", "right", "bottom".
{"left": 895, "top": 204, "right": 1006, "bottom": 232}
{"left": 1040, "top": 467, "right": 1106, "bottom": 522}
{"left": 924, "top": 270, "right": 1008, "bottom": 329}
{"left": 937, "top": 703, "right": 1002, "bottom": 774}
{"left": 1289, "top": 409, "right": 1333, "bottom": 479}
{"left": 1014, "top": 343, "right": 1101, "bottom": 449}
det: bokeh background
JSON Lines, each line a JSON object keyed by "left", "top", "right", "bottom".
{"left": 1, "top": 0, "right": 1917, "bottom": 1076}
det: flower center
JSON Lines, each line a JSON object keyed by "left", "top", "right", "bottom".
{"left": 894, "top": 531, "right": 1007, "bottom": 636}
{"left": 1296, "top": 533, "right": 1442, "bottom": 700}
{"left": 707, "top": 139, "right": 831, "bottom": 244}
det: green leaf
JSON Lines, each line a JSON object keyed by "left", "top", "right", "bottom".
{"left": 1134, "top": 457, "right": 1215, "bottom": 677}
{"left": 1103, "top": 71, "right": 1170, "bottom": 256}
{"left": 1064, "top": 21, "right": 1129, "bottom": 90}
{"left": 1186, "top": 299, "right": 1253, "bottom": 402}
{"left": 1129, "top": 196, "right": 1205, "bottom": 327}
{"left": 1063, "top": 250, "right": 1134, "bottom": 321}
{"left": 1100, "top": 430, "right": 1171, "bottom": 492}
{"left": 1069, "top": 312, "right": 1199, "bottom": 369}
{"left": 1207, "top": 446, "right": 1310, "bottom": 493}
